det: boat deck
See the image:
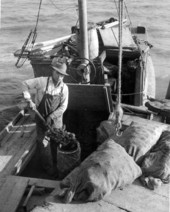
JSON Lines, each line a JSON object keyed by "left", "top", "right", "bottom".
{"left": 0, "top": 110, "right": 169, "bottom": 212}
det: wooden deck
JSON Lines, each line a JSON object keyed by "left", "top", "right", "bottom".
{"left": 0, "top": 175, "right": 169, "bottom": 212}
{"left": 0, "top": 111, "right": 169, "bottom": 212}
{"left": 38, "top": 181, "right": 169, "bottom": 212}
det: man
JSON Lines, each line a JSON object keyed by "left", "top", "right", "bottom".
{"left": 22, "top": 61, "right": 69, "bottom": 176}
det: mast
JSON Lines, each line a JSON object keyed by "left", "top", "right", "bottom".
{"left": 78, "top": 0, "right": 90, "bottom": 83}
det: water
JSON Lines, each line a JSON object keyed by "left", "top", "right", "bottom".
{"left": 0, "top": 0, "right": 170, "bottom": 131}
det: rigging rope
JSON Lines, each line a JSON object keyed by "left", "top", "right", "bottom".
{"left": 15, "top": 0, "right": 43, "bottom": 68}
{"left": 49, "top": 0, "right": 77, "bottom": 12}
{"left": 117, "top": 0, "right": 123, "bottom": 107}
{"left": 49, "top": 0, "right": 79, "bottom": 32}
{"left": 114, "top": 0, "right": 124, "bottom": 136}
{"left": 31, "top": 0, "right": 43, "bottom": 47}
{"left": 114, "top": 0, "right": 118, "bottom": 15}
{"left": 35, "top": 0, "right": 43, "bottom": 32}
{"left": 113, "top": 0, "right": 132, "bottom": 29}
{"left": 112, "top": 90, "right": 145, "bottom": 97}
{"left": 124, "top": 1, "right": 132, "bottom": 27}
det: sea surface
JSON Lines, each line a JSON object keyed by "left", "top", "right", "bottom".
{"left": 0, "top": 0, "right": 170, "bottom": 131}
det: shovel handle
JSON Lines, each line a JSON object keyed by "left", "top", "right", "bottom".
{"left": 18, "top": 99, "right": 54, "bottom": 132}
{"left": 32, "top": 108, "right": 54, "bottom": 132}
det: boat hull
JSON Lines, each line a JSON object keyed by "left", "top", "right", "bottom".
{"left": 0, "top": 112, "right": 169, "bottom": 212}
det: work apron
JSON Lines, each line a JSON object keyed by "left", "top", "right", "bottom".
{"left": 35, "top": 77, "right": 64, "bottom": 175}
{"left": 36, "top": 77, "right": 64, "bottom": 129}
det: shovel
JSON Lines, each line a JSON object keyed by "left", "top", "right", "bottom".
{"left": 18, "top": 100, "right": 75, "bottom": 147}
{"left": 18, "top": 99, "right": 53, "bottom": 132}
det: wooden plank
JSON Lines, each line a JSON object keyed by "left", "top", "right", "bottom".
{"left": 67, "top": 83, "right": 111, "bottom": 111}
{"left": 104, "top": 181, "right": 169, "bottom": 212}
{"left": 36, "top": 200, "right": 124, "bottom": 212}
{"left": 0, "top": 176, "right": 60, "bottom": 212}
{"left": 152, "top": 183, "right": 170, "bottom": 198}
{"left": 134, "top": 180, "right": 170, "bottom": 199}
{"left": 8, "top": 175, "right": 60, "bottom": 189}
{"left": 0, "top": 176, "right": 28, "bottom": 212}
{"left": 32, "top": 197, "right": 124, "bottom": 212}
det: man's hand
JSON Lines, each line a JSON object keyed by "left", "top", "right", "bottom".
{"left": 46, "top": 116, "right": 52, "bottom": 126}
{"left": 27, "top": 99, "right": 36, "bottom": 110}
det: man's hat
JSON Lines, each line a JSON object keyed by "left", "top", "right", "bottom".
{"left": 51, "top": 59, "right": 68, "bottom": 76}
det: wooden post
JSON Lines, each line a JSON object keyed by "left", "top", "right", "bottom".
{"left": 78, "top": 0, "right": 90, "bottom": 83}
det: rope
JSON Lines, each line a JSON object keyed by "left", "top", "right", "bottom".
{"left": 114, "top": 0, "right": 124, "bottom": 136}
{"left": 114, "top": 0, "right": 118, "bottom": 15}
{"left": 35, "top": 0, "right": 43, "bottom": 32}
{"left": 15, "top": 30, "right": 33, "bottom": 68}
{"left": 48, "top": 0, "right": 79, "bottom": 34}
{"left": 49, "top": 0, "right": 77, "bottom": 12}
{"left": 30, "top": 0, "right": 43, "bottom": 48}
{"left": 112, "top": 90, "right": 145, "bottom": 96}
{"left": 15, "top": 0, "right": 43, "bottom": 68}
{"left": 118, "top": 0, "right": 123, "bottom": 106}
{"left": 124, "top": 1, "right": 132, "bottom": 27}
{"left": 113, "top": 0, "right": 132, "bottom": 29}
{"left": 111, "top": 27, "right": 119, "bottom": 46}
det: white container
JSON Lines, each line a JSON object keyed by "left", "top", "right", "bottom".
{"left": 76, "top": 26, "right": 99, "bottom": 59}
{"left": 88, "top": 27, "right": 99, "bottom": 59}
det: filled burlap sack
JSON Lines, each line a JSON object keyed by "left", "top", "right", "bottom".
{"left": 55, "top": 139, "right": 142, "bottom": 203}
{"left": 141, "top": 130, "right": 170, "bottom": 187}
{"left": 96, "top": 120, "right": 116, "bottom": 144}
{"left": 114, "top": 121, "right": 164, "bottom": 164}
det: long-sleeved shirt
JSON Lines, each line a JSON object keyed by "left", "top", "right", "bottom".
{"left": 22, "top": 76, "right": 69, "bottom": 120}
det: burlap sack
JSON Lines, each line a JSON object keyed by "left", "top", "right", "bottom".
{"left": 96, "top": 120, "right": 116, "bottom": 144}
{"left": 57, "top": 139, "right": 142, "bottom": 203}
{"left": 114, "top": 121, "right": 164, "bottom": 164}
{"left": 141, "top": 130, "right": 170, "bottom": 183}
